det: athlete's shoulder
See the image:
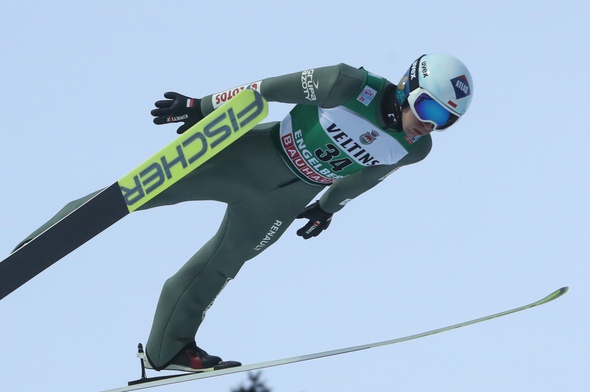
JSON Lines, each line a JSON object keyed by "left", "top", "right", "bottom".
{"left": 333, "top": 63, "right": 392, "bottom": 85}
{"left": 399, "top": 134, "right": 432, "bottom": 166}
{"left": 334, "top": 63, "right": 366, "bottom": 78}
{"left": 310, "top": 64, "right": 367, "bottom": 107}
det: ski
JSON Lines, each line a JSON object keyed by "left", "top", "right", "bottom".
{"left": 0, "top": 90, "right": 268, "bottom": 301}
{"left": 102, "top": 286, "right": 568, "bottom": 392}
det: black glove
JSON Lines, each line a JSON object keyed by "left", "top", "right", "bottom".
{"left": 296, "top": 201, "right": 333, "bottom": 239}
{"left": 151, "top": 92, "right": 204, "bottom": 134}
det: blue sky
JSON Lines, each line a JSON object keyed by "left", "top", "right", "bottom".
{"left": 1, "top": 1, "right": 588, "bottom": 391}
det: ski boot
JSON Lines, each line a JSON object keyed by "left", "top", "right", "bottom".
{"left": 138, "top": 342, "right": 241, "bottom": 373}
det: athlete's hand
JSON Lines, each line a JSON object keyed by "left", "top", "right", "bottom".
{"left": 296, "top": 201, "right": 333, "bottom": 239}
{"left": 151, "top": 92, "right": 204, "bottom": 134}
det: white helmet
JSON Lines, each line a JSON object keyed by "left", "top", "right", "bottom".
{"left": 396, "top": 54, "right": 473, "bottom": 130}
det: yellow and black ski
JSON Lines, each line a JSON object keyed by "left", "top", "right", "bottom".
{"left": 0, "top": 90, "right": 268, "bottom": 300}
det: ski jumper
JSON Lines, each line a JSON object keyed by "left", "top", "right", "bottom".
{"left": 15, "top": 64, "right": 432, "bottom": 369}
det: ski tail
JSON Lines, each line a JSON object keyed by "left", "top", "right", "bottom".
{"left": 0, "top": 184, "right": 129, "bottom": 300}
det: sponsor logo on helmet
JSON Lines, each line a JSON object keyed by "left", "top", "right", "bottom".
{"left": 408, "top": 58, "right": 422, "bottom": 91}
{"left": 451, "top": 75, "right": 470, "bottom": 99}
{"left": 410, "top": 60, "right": 419, "bottom": 81}
{"left": 359, "top": 130, "right": 379, "bottom": 145}
{"left": 420, "top": 60, "right": 429, "bottom": 78}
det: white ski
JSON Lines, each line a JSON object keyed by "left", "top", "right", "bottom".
{"left": 102, "top": 286, "right": 568, "bottom": 392}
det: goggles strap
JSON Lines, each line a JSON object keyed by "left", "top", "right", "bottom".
{"left": 382, "top": 85, "right": 402, "bottom": 130}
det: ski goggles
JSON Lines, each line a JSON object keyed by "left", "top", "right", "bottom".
{"left": 407, "top": 88, "right": 459, "bottom": 130}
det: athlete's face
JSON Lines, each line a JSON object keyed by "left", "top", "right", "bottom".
{"left": 401, "top": 106, "right": 435, "bottom": 138}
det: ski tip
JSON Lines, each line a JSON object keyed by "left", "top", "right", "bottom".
{"left": 554, "top": 286, "right": 569, "bottom": 297}
{"left": 538, "top": 286, "right": 569, "bottom": 305}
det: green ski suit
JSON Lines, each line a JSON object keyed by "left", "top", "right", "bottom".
{"left": 16, "top": 64, "right": 432, "bottom": 368}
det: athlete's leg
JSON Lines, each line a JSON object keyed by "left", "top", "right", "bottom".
{"left": 145, "top": 179, "right": 319, "bottom": 368}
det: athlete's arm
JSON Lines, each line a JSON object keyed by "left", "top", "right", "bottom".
{"left": 295, "top": 137, "right": 431, "bottom": 239}
{"left": 151, "top": 64, "right": 366, "bottom": 134}
{"left": 200, "top": 63, "right": 367, "bottom": 114}
{"left": 318, "top": 135, "right": 433, "bottom": 213}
